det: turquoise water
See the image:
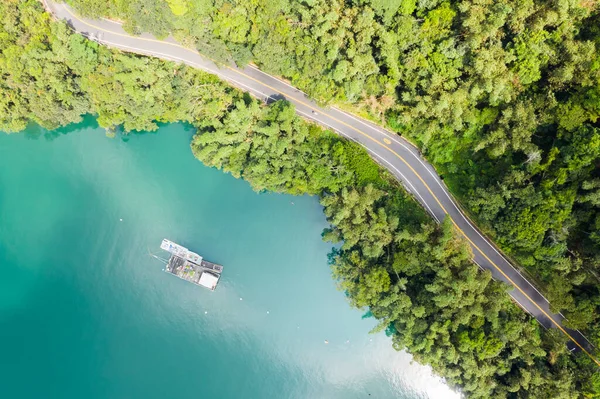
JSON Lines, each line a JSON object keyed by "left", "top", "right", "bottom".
{"left": 0, "top": 119, "right": 457, "bottom": 399}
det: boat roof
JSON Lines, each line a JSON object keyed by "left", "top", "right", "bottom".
{"left": 161, "top": 239, "right": 203, "bottom": 265}
{"left": 160, "top": 239, "right": 186, "bottom": 255}
{"left": 198, "top": 272, "right": 219, "bottom": 290}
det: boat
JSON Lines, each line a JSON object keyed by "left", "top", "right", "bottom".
{"left": 159, "top": 239, "right": 223, "bottom": 291}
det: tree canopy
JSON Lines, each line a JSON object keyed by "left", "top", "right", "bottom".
{"left": 64, "top": 0, "right": 600, "bottom": 351}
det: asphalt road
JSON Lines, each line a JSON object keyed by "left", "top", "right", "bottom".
{"left": 44, "top": 0, "right": 598, "bottom": 362}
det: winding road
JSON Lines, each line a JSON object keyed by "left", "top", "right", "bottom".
{"left": 44, "top": 0, "right": 598, "bottom": 364}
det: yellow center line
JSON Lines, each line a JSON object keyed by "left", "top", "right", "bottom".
{"left": 59, "top": 3, "right": 600, "bottom": 366}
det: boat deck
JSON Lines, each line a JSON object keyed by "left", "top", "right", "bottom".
{"left": 160, "top": 239, "right": 223, "bottom": 291}
{"left": 200, "top": 259, "right": 223, "bottom": 273}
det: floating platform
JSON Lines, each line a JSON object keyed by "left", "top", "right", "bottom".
{"left": 160, "top": 239, "right": 223, "bottom": 291}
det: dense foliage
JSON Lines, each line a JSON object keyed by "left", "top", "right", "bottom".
{"left": 190, "top": 100, "right": 600, "bottom": 397}
{"left": 2, "top": 1, "right": 600, "bottom": 397}
{"left": 191, "top": 99, "right": 359, "bottom": 195}
{"left": 0, "top": 0, "right": 239, "bottom": 133}
{"left": 66, "top": 0, "right": 600, "bottom": 345}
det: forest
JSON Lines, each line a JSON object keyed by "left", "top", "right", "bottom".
{"left": 64, "top": 0, "right": 600, "bottom": 351}
{"left": 191, "top": 97, "right": 600, "bottom": 398}
{"left": 1, "top": 0, "right": 600, "bottom": 397}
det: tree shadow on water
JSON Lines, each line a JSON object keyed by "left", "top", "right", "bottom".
{"left": 23, "top": 115, "right": 100, "bottom": 141}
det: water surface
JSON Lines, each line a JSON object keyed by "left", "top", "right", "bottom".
{"left": 0, "top": 119, "right": 457, "bottom": 398}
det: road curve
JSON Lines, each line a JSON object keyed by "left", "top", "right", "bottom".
{"left": 43, "top": 0, "right": 598, "bottom": 363}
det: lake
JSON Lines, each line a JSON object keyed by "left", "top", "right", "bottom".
{"left": 0, "top": 118, "right": 458, "bottom": 398}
